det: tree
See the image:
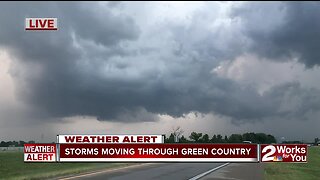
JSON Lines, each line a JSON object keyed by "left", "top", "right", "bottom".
{"left": 315, "top": 138, "right": 319, "bottom": 145}
{"left": 172, "top": 126, "right": 184, "bottom": 142}
{"left": 19, "top": 141, "right": 25, "bottom": 147}
{"left": 0, "top": 141, "right": 7, "bottom": 147}
{"left": 165, "top": 133, "right": 175, "bottom": 143}
{"left": 1, "top": 140, "right": 34, "bottom": 147}
{"left": 179, "top": 135, "right": 189, "bottom": 143}
{"left": 242, "top": 132, "right": 257, "bottom": 143}
{"left": 166, "top": 126, "right": 184, "bottom": 143}
{"left": 266, "top": 134, "right": 277, "bottom": 144}
{"left": 256, "top": 133, "right": 267, "bottom": 143}
{"left": 201, "top": 134, "right": 210, "bottom": 143}
{"left": 189, "top": 132, "right": 203, "bottom": 142}
{"left": 210, "top": 135, "right": 217, "bottom": 143}
{"left": 228, "top": 134, "right": 242, "bottom": 143}
{"left": 224, "top": 135, "right": 228, "bottom": 143}
{"left": 217, "top": 134, "right": 223, "bottom": 143}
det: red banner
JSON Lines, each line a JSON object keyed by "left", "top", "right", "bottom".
{"left": 260, "top": 144, "right": 307, "bottom": 163}
{"left": 58, "top": 143, "right": 258, "bottom": 162}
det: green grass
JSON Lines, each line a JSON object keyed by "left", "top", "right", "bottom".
{"left": 265, "top": 146, "right": 320, "bottom": 180}
{"left": 0, "top": 152, "right": 133, "bottom": 180}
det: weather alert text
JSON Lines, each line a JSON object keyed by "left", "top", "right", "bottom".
{"left": 24, "top": 144, "right": 56, "bottom": 162}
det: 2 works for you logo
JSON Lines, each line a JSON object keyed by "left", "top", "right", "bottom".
{"left": 25, "top": 18, "right": 58, "bottom": 30}
{"left": 260, "top": 144, "right": 307, "bottom": 163}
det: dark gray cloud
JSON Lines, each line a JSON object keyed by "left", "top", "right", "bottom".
{"left": 0, "top": 2, "right": 142, "bottom": 121}
{"left": 232, "top": 2, "right": 320, "bottom": 67}
{"left": 1, "top": 2, "right": 320, "bottom": 124}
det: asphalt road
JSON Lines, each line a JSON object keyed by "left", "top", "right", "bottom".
{"left": 63, "top": 163, "right": 227, "bottom": 180}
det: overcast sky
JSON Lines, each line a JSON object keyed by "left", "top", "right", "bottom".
{"left": 1, "top": 2, "right": 320, "bottom": 142}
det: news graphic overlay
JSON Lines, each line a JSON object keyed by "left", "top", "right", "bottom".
{"left": 24, "top": 144, "right": 56, "bottom": 162}
{"left": 26, "top": 134, "right": 309, "bottom": 163}
{"left": 58, "top": 143, "right": 258, "bottom": 162}
{"left": 25, "top": 18, "right": 58, "bottom": 30}
{"left": 260, "top": 144, "right": 307, "bottom": 163}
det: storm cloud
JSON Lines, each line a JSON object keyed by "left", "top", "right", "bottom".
{"left": 1, "top": 2, "right": 320, "bottom": 124}
{"left": 232, "top": 2, "right": 320, "bottom": 67}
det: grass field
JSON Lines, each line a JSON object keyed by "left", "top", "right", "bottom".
{"left": 0, "top": 152, "right": 132, "bottom": 180}
{"left": 265, "top": 146, "right": 320, "bottom": 180}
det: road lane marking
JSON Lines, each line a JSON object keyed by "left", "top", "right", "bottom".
{"left": 188, "top": 163, "right": 230, "bottom": 180}
{"left": 58, "top": 163, "right": 156, "bottom": 180}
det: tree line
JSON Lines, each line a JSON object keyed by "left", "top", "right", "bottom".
{"left": 0, "top": 141, "right": 35, "bottom": 147}
{"left": 165, "top": 132, "right": 277, "bottom": 144}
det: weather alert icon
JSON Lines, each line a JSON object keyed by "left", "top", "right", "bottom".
{"left": 273, "top": 156, "right": 283, "bottom": 162}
